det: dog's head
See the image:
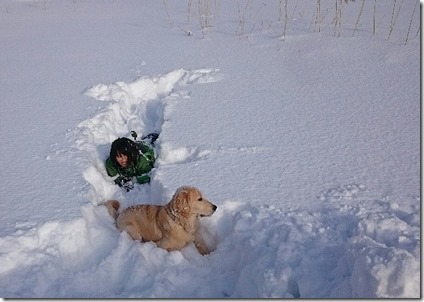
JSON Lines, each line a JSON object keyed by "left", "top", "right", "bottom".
{"left": 169, "top": 186, "right": 217, "bottom": 218}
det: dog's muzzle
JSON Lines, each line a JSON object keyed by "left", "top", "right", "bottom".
{"left": 200, "top": 204, "right": 217, "bottom": 217}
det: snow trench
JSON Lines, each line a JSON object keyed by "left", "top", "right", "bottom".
{"left": 0, "top": 69, "right": 419, "bottom": 298}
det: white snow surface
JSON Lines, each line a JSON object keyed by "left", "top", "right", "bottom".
{"left": 0, "top": 0, "right": 420, "bottom": 298}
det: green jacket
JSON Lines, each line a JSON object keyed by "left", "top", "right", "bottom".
{"left": 105, "top": 144, "right": 155, "bottom": 185}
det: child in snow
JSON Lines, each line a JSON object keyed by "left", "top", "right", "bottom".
{"left": 105, "top": 134, "right": 157, "bottom": 191}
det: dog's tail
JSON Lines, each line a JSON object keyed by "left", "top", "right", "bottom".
{"left": 104, "top": 200, "right": 120, "bottom": 220}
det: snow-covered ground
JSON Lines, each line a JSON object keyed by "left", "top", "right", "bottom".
{"left": 0, "top": 0, "right": 420, "bottom": 298}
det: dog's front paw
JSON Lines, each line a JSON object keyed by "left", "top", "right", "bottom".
{"left": 195, "top": 240, "right": 211, "bottom": 255}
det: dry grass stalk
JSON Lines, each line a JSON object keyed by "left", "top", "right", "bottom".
{"left": 162, "top": 0, "right": 173, "bottom": 28}
{"left": 315, "top": 0, "right": 321, "bottom": 32}
{"left": 352, "top": 0, "right": 366, "bottom": 37}
{"left": 388, "top": 0, "right": 405, "bottom": 39}
{"left": 282, "top": 0, "right": 289, "bottom": 38}
{"left": 333, "top": 0, "right": 345, "bottom": 37}
{"left": 236, "top": 0, "right": 251, "bottom": 36}
{"left": 373, "top": 0, "right": 377, "bottom": 34}
{"left": 404, "top": 0, "right": 418, "bottom": 45}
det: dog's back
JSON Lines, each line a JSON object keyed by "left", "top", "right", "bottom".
{"left": 104, "top": 200, "right": 169, "bottom": 242}
{"left": 116, "top": 204, "right": 166, "bottom": 242}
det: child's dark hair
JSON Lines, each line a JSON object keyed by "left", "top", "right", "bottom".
{"left": 110, "top": 137, "right": 139, "bottom": 167}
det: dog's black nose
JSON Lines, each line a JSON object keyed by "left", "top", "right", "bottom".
{"left": 212, "top": 204, "right": 217, "bottom": 211}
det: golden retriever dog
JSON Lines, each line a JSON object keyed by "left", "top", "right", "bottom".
{"left": 104, "top": 186, "right": 217, "bottom": 255}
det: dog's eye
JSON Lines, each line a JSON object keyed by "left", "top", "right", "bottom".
{"left": 198, "top": 197, "right": 203, "bottom": 201}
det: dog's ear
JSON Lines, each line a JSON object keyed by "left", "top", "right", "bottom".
{"left": 173, "top": 188, "right": 190, "bottom": 216}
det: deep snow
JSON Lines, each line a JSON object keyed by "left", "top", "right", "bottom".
{"left": 0, "top": 0, "right": 421, "bottom": 298}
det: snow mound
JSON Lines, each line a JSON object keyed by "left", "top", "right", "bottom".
{"left": 0, "top": 182, "right": 418, "bottom": 297}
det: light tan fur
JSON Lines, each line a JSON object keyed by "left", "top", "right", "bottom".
{"left": 104, "top": 186, "right": 217, "bottom": 255}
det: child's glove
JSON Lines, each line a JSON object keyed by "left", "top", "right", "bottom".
{"left": 122, "top": 180, "right": 134, "bottom": 192}
{"left": 118, "top": 177, "right": 134, "bottom": 192}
